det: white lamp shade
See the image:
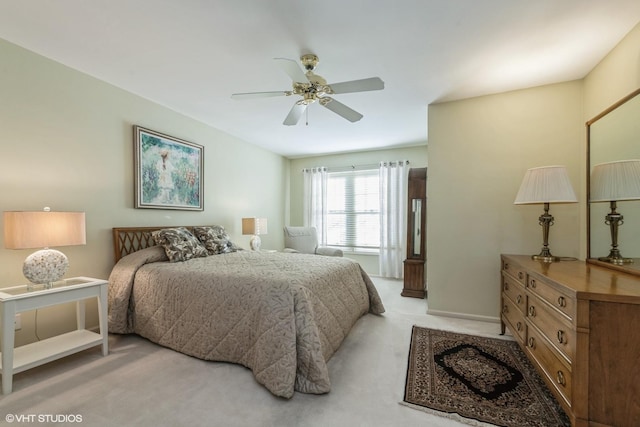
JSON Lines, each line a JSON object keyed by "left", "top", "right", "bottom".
{"left": 242, "top": 217, "right": 268, "bottom": 235}
{"left": 590, "top": 159, "right": 640, "bottom": 202}
{"left": 514, "top": 165, "right": 578, "bottom": 204}
{"left": 4, "top": 211, "right": 86, "bottom": 249}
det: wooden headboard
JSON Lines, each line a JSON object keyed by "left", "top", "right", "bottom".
{"left": 112, "top": 226, "right": 206, "bottom": 263}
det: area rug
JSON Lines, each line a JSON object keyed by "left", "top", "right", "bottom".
{"left": 402, "top": 326, "right": 570, "bottom": 427}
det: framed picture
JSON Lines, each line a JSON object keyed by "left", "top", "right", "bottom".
{"left": 134, "top": 126, "right": 204, "bottom": 210}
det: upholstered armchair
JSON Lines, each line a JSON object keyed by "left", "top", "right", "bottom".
{"left": 283, "top": 226, "right": 343, "bottom": 257}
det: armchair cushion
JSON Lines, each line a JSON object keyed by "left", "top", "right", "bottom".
{"left": 283, "top": 226, "right": 342, "bottom": 257}
{"left": 315, "top": 246, "right": 344, "bottom": 257}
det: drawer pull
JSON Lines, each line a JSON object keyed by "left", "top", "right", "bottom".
{"left": 528, "top": 306, "right": 536, "bottom": 317}
{"left": 518, "top": 272, "right": 524, "bottom": 280}
{"left": 557, "top": 330, "right": 566, "bottom": 344}
{"left": 516, "top": 321, "right": 523, "bottom": 331}
{"left": 504, "top": 263, "right": 510, "bottom": 270}
{"left": 557, "top": 296, "right": 567, "bottom": 308}
{"left": 516, "top": 295, "right": 522, "bottom": 304}
{"left": 529, "top": 279, "right": 536, "bottom": 288}
{"left": 503, "top": 281, "right": 509, "bottom": 291}
{"left": 556, "top": 370, "right": 566, "bottom": 386}
{"left": 503, "top": 305, "right": 508, "bottom": 314}
{"left": 528, "top": 337, "right": 535, "bottom": 349}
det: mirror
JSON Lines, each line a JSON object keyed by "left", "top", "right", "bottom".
{"left": 587, "top": 88, "right": 640, "bottom": 276}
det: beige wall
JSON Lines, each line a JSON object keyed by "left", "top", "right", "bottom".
{"left": 426, "top": 21, "right": 640, "bottom": 321}
{"left": 427, "top": 82, "right": 583, "bottom": 321}
{"left": 583, "top": 22, "right": 640, "bottom": 119}
{"left": 288, "top": 146, "right": 427, "bottom": 275}
{"left": 0, "top": 39, "right": 288, "bottom": 345}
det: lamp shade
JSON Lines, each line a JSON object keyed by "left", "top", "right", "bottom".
{"left": 4, "top": 211, "right": 86, "bottom": 249}
{"left": 242, "top": 218, "right": 268, "bottom": 235}
{"left": 514, "top": 165, "right": 578, "bottom": 204}
{"left": 590, "top": 159, "right": 640, "bottom": 202}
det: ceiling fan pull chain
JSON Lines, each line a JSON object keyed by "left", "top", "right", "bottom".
{"left": 306, "top": 106, "right": 309, "bottom": 126}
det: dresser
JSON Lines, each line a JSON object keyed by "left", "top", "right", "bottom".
{"left": 500, "top": 254, "right": 640, "bottom": 427}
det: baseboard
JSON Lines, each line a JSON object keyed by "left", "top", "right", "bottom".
{"left": 427, "top": 309, "right": 500, "bottom": 324}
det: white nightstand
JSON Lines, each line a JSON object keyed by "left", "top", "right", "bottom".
{"left": 0, "top": 277, "right": 108, "bottom": 394}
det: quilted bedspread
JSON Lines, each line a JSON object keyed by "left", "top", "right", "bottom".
{"left": 108, "top": 247, "right": 385, "bottom": 398}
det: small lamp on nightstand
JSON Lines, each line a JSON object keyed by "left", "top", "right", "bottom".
{"left": 242, "top": 217, "right": 268, "bottom": 251}
{"left": 590, "top": 159, "right": 640, "bottom": 265}
{"left": 3, "top": 207, "right": 86, "bottom": 288}
{"left": 514, "top": 166, "right": 578, "bottom": 262}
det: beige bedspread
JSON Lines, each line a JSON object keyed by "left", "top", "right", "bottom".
{"left": 108, "top": 247, "right": 384, "bottom": 398}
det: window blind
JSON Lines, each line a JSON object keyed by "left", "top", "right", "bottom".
{"left": 326, "top": 168, "right": 380, "bottom": 250}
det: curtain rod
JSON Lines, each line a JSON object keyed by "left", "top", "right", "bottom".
{"left": 302, "top": 160, "right": 410, "bottom": 173}
{"left": 328, "top": 160, "right": 409, "bottom": 172}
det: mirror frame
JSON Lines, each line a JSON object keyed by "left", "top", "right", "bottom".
{"left": 586, "top": 87, "right": 640, "bottom": 276}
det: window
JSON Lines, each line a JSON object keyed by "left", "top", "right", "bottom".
{"left": 326, "top": 169, "right": 380, "bottom": 251}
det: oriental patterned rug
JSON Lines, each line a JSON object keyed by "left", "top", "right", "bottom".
{"left": 402, "top": 326, "right": 570, "bottom": 427}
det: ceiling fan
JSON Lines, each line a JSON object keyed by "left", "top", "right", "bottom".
{"left": 231, "top": 54, "right": 384, "bottom": 126}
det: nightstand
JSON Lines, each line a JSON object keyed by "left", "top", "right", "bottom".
{"left": 0, "top": 277, "right": 108, "bottom": 394}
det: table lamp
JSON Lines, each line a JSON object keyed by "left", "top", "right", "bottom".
{"left": 4, "top": 207, "right": 86, "bottom": 288}
{"left": 242, "top": 217, "right": 268, "bottom": 251}
{"left": 590, "top": 159, "right": 640, "bottom": 264}
{"left": 514, "top": 165, "right": 577, "bottom": 262}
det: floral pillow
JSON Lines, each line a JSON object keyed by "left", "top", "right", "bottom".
{"left": 192, "top": 225, "right": 240, "bottom": 255}
{"left": 152, "top": 227, "right": 208, "bottom": 262}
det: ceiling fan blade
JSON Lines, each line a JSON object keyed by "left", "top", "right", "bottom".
{"left": 321, "top": 97, "right": 363, "bottom": 122}
{"left": 328, "top": 77, "right": 384, "bottom": 94}
{"left": 283, "top": 102, "right": 307, "bottom": 126}
{"left": 231, "top": 91, "right": 289, "bottom": 100}
{"left": 274, "top": 58, "right": 309, "bottom": 83}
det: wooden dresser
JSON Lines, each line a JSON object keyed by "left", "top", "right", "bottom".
{"left": 500, "top": 254, "right": 640, "bottom": 427}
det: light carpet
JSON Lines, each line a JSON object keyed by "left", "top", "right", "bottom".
{"left": 1, "top": 278, "right": 501, "bottom": 427}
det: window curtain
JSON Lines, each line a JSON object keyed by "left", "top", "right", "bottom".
{"left": 379, "top": 160, "right": 409, "bottom": 278}
{"left": 302, "top": 167, "right": 328, "bottom": 245}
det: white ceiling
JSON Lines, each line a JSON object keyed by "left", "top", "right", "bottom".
{"left": 1, "top": 1, "right": 639, "bottom": 158}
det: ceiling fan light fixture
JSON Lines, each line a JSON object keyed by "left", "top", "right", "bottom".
{"left": 300, "top": 54, "right": 319, "bottom": 71}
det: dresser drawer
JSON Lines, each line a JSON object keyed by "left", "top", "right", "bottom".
{"left": 502, "top": 259, "right": 526, "bottom": 285}
{"left": 502, "top": 273, "right": 526, "bottom": 313}
{"left": 527, "top": 274, "right": 575, "bottom": 321}
{"left": 526, "top": 324, "right": 572, "bottom": 406}
{"left": 502, "top": 296, "right": 526, "bottom": 343}
{"left": 526, "top": 293, "right": 575, "bottom": 362}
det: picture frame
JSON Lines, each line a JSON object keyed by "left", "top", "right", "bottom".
{"left": 134, "top": 126, "right": 204, "bottom": 211}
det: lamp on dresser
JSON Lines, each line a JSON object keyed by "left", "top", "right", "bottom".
{"left": 3, "top": 207, "right": 86, "bottom": 289}
{"left": 514, "top": 165, "right": 577, "bottom": 262}
{"left": 242, "top": 217, "right": 268, "bottom": 251}
{"left": 590, "top": 159, "right": 640, "bottom": 265}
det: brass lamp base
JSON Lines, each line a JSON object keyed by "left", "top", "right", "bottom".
{"left": 599, "top": 202, "right": 633, "bottom": 266}
{"left": 598, "top": 255, "right": 634, "bottom": 265}
{"left": 532, "top": 204, "right": 560, "bottom": 263}
{"left": 532, "top": 254, "right": 560, "bottom": 263}
{"left": 532, "top": 247, "right": 560, "bottom": 263}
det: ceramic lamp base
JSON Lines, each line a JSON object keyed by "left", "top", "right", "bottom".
{"left": 23, "top": 248, "right": 69, "bottom": 287}
{"left": 249, "top": 235, "right": 262, "bottom": 251}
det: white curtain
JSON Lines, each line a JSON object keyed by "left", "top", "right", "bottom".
{"left": 302, "top": 167, "right": 328, "bottom": 245}
{"left": 379, "top": 161, "right": 409, "bottom": 278}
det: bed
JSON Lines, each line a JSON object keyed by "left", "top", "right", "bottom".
{"left": 108, "top": 226, "right": 385, "bottom": 399}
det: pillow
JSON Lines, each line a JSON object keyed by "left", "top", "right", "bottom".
{"left": 192, "top": 225, "right": 240, "bottom": 255}
{"left": 152, "top": 227, "right": 208, "bottom": 262}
